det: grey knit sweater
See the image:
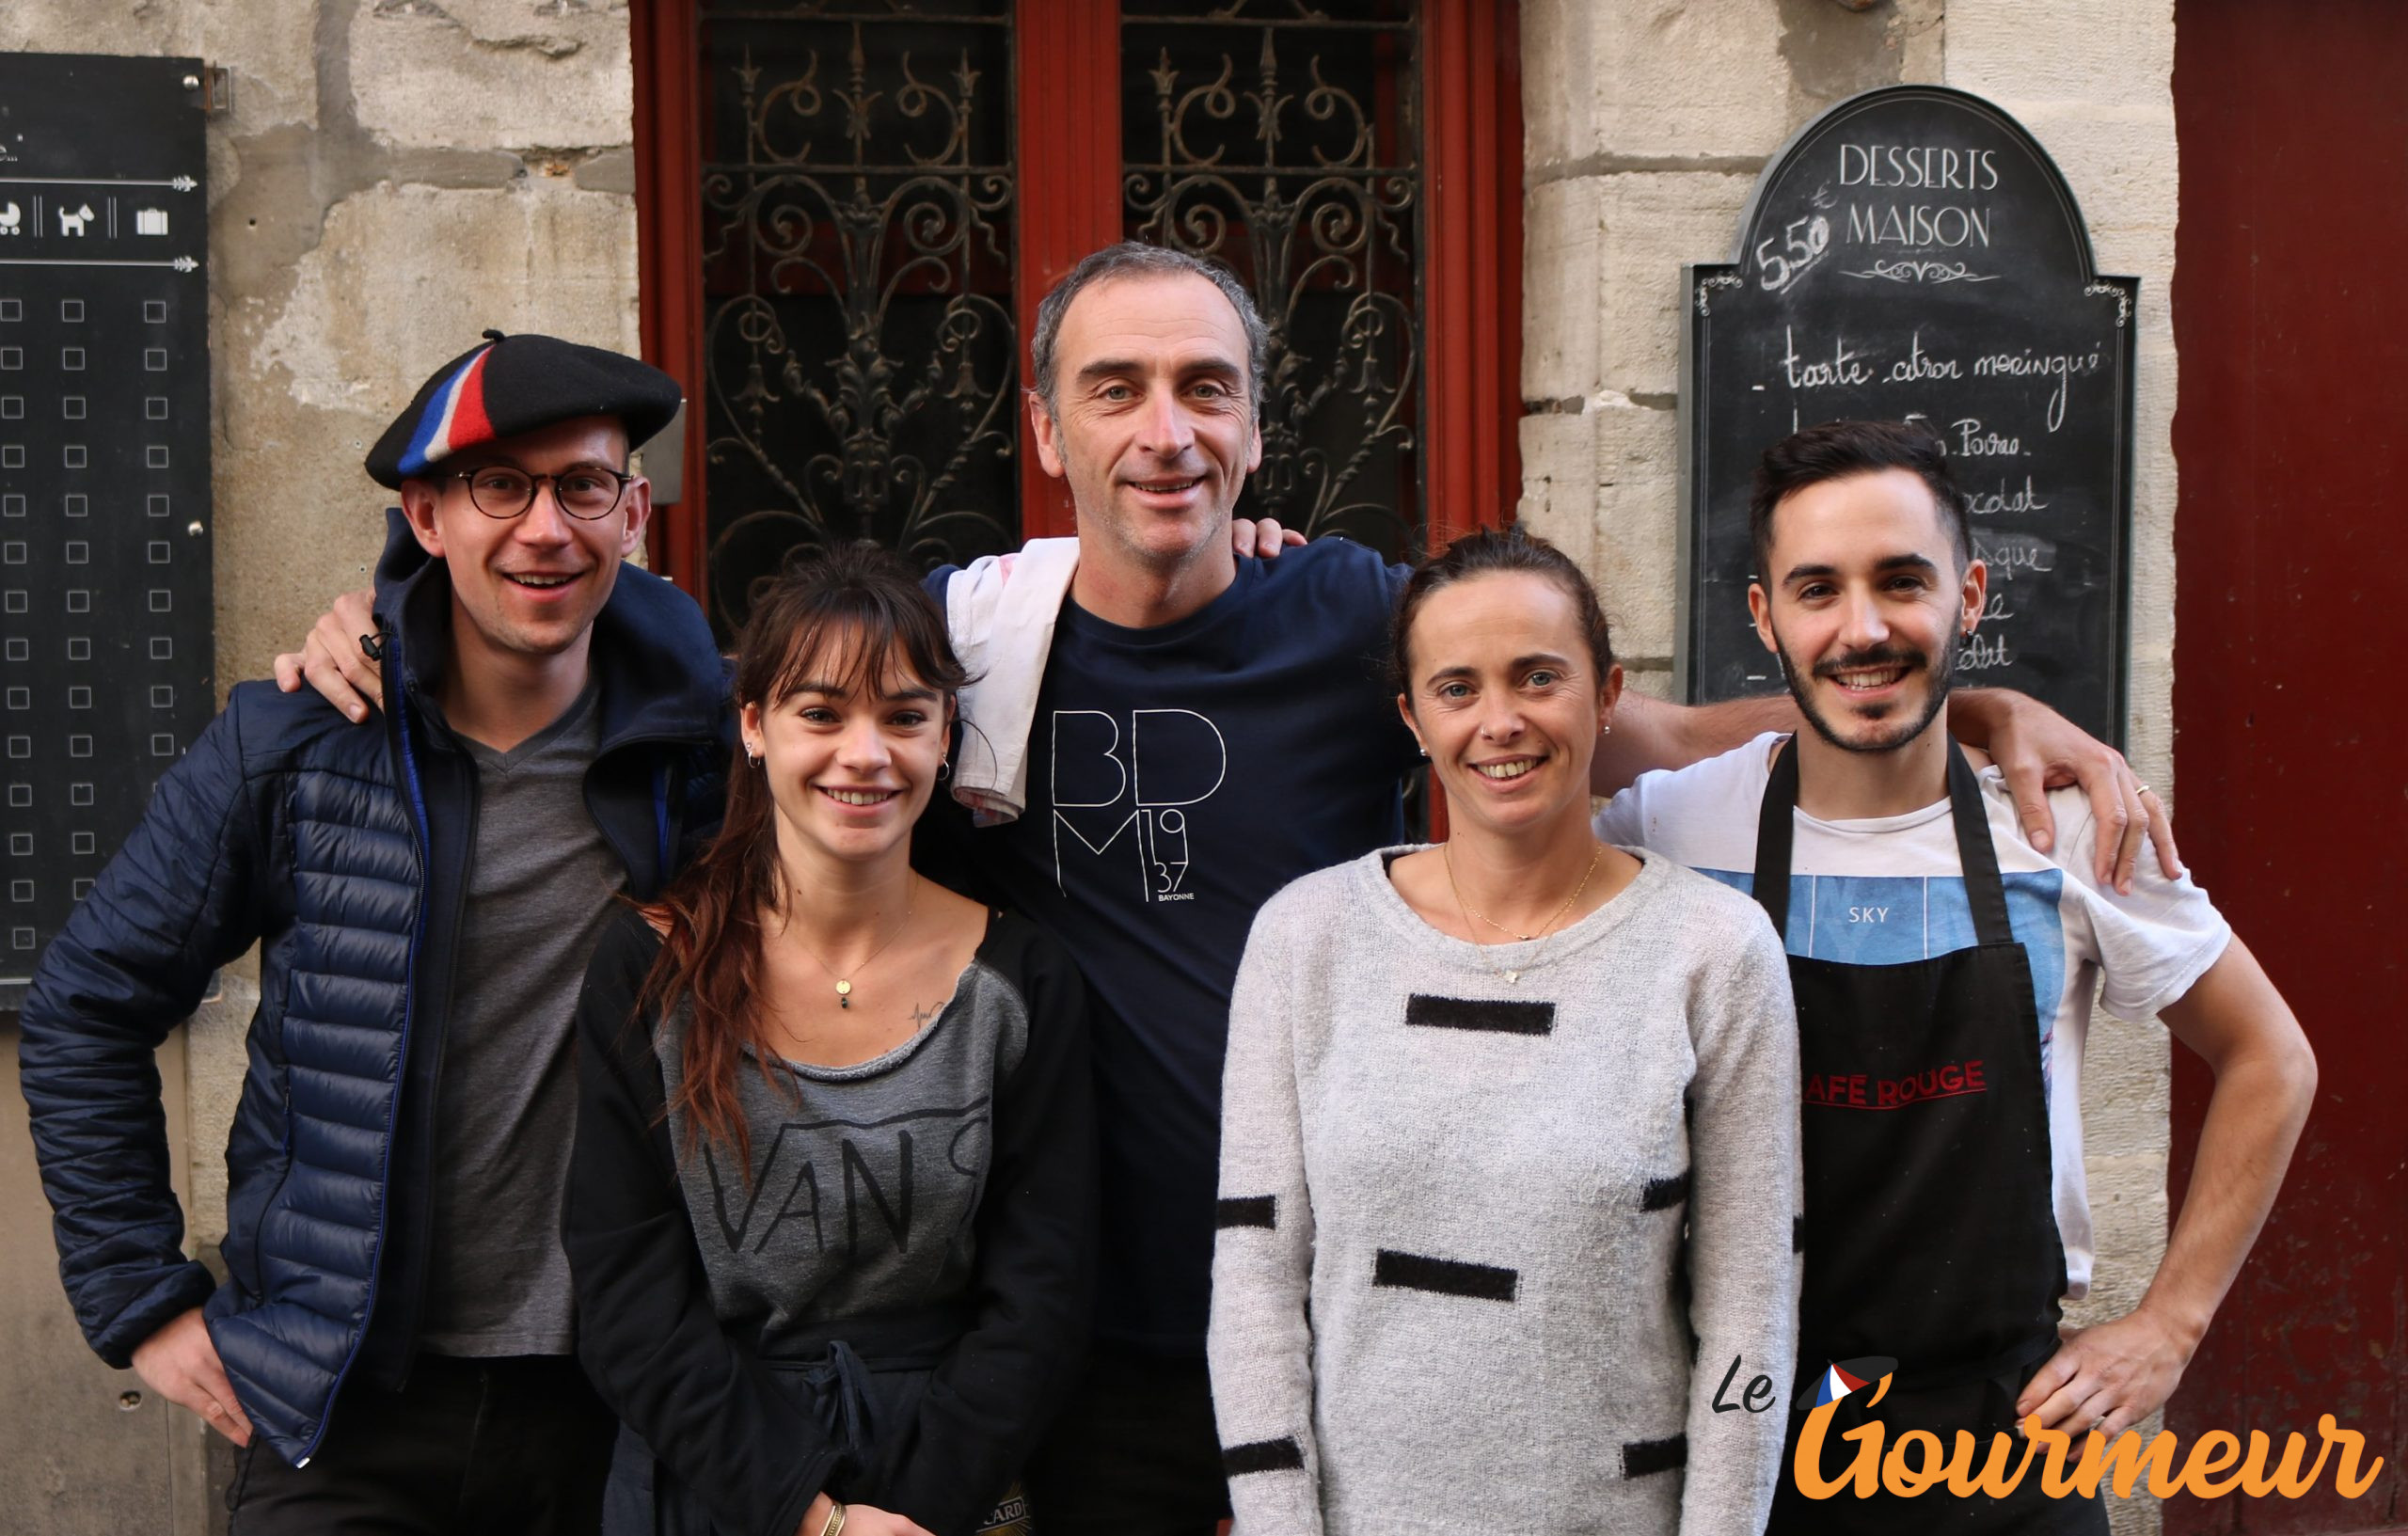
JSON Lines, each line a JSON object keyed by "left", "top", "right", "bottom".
{"left": 1209, "top": 848, "right": 1801, "bottom": 1536}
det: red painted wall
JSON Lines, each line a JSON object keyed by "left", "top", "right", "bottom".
{"left": 2169, "top": 4, "right": 2408, "bottom": 1530}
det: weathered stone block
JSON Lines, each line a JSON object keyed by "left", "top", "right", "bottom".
{"left": 1526, "top": 172, "right": 1755, "bottom": 403}
{"left": 2083, "top": 1004, "right": 2175, "bottom": 1164}
{"left": 351, "top": 0, "right": 633, "bottom": 152}
{"left": 1983, "top": 102, "right": 2179, "bottom": 239}
{"left": 1519, "top": 402, "right": 1681, "bottom": 666}
{"left": 183, "top": 974, "right": 261, "bottom": 1244}
{"left": 0, "top": 1, "right": 185, "bottom": 56}
{"left": 1522, "top": 179, "right": 1606, "bottom": 404}
{"left": 2074, "top": 1148, "right": 2170, "bottom": 1322}
{"left": 1947, "top": 0, "right": 2175, "bottom": 112}
{"left": 1524, "top": 0, "right": 1796, "bottom": 170}
{"left": 210, "top": 390, "right": 396, "bottom": 693}
{"left": 256, "top": 181, "right": 640, "bottom": 419}
{"left": 1517, "top": 407, "right": 1598, "bottom": 565}
{"left": 199, "top": 0, "right": 322, "bottom": 132}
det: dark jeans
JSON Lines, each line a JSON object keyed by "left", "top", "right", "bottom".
{"left": 228, "top": 1353, "right": 615, "bottom": 1536}
{"left": 1022, "top": 1348, "right": 1231, "bottom": 1536}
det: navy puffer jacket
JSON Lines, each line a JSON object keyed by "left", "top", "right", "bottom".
{"left": 18, "top": 511, "right": 731, "bottom": 1465}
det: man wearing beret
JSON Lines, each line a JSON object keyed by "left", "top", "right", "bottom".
{"left": 17, "top": 332, "right": 725, "bottom": 1532}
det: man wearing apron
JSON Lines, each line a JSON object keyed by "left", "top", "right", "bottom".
{"left": 1595, "top": 420, "right": 2318, "bottom": 1532}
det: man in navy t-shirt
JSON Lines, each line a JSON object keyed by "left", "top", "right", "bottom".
{"left": 925, "top": 537, "right": 1413, "bottom": 1361}
{"left": 913, "top": 246, "right": 1438, "bottom": 1532}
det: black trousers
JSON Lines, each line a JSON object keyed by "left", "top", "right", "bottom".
{"left": 1022, "top": 1348, "right": 1231, "bottom": 1536}
{"left": 229, "top": 1354, "right": 615, "bottom": 1536}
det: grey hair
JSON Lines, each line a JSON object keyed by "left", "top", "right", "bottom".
{"left": 1029, "top": 241, "right": 1270, "bottom": 420}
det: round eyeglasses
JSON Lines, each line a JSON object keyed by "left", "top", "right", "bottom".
{"left": 444, "top": 465, "right": 634, "bottom": 521}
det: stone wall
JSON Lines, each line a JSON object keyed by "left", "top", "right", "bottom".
{"left": 1517, "top": 1, "right": 2179, "bottom": 1530}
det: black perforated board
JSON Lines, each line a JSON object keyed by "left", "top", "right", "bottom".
{"left": 0, "top": 55, "right": 215, "bottom": 1001}
{"left": 1678, "top": 86, "right": 2135, "bottom": 746}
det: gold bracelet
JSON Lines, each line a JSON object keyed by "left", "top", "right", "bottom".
{"left": 818, "top": 1499, "right": 847, "bottom": 1536}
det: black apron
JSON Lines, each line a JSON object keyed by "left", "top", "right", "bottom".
{"left": 1757, "top": 739, "right": 2104, "bottom": 1535}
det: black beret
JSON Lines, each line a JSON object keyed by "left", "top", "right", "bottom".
{"left": 365, "top": 329, "right": 684, "bottom": 489}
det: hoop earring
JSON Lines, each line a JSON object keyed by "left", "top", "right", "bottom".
{"left": 937, "top": 755, "right": 952, "bottom": 783}
{"left": 745, "top": 748, "right": 762, "bottom": 768}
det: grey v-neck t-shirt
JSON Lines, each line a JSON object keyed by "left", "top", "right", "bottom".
{"left": 420, "top": 683, "right": 624, "bottom": 1356}
{"left": 657, "top": 945, "right": 1033, "bottom": 1349}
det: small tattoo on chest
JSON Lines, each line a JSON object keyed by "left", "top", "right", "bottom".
{"left": 910, "top": 1000, "right": 940, "bottom": 1027}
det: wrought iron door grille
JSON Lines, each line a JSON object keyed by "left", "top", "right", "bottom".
{"left": 1122, "top": 0, "right": 1424, "bottom": 561}
{"left": 699, "top": 1, "right": 1018, "bottom": 638}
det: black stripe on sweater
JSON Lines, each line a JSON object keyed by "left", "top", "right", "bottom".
{"left": 1222, "top": 1437, "right": 1306, "bottom": 1476}
{"left": 1372, "top": 1248, "right": 1518, "bottom": 1302}
{"left": 1623, "top": 1433, "right": 1688, "bottom": 1478}
{"left": 1216, "top": 1196, "right": 1277, "bottom": 1230}
{"left": 1403, "top": 994, "right": 1556, "bottom": 1036}
{"left": 1640, "top": 1171, "right": 1690, "bottom": 1211}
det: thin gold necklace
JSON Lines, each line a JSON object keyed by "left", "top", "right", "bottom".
{"left": 784, "top": 877, "right": 917, "bottom": 1009}
{"left": 1442, "top": 841, "right": 1604, "bottom": 984}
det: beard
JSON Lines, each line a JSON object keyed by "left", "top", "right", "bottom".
{"left": 1775, "top": 630, "right": 1958, "bottom": 755}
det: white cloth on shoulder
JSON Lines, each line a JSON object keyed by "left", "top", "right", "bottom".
{"left": 944, "top": 537, "right": 1080, "bottom": 827}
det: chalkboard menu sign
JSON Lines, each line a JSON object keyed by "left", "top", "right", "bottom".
{"left": 0, "top": 56, "right": 215, "bottom": 1004}
{"left": 1679, "top": 85, "right": 2135, "bottom": 743}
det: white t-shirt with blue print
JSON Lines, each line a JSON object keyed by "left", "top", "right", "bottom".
{"left": 1594, "top": 732, "right": 2231, "bottom": 1300}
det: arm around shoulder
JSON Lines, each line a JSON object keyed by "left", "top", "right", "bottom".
{"left": 1592, "top": 690, "right": 1795, "bottom": 799}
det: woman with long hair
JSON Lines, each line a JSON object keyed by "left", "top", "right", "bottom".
{"left": 564, "top": 545, "right": 1094, "bottom": 1536}
{"left": 1207, "top": 528, "right": 1800, "bottom": 1534}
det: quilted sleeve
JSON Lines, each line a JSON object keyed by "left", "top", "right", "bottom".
{"left": 18, "top": 693, "right": 272, "bottom": 1367}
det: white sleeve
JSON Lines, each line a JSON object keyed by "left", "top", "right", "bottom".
{"left": 1207, "top": 909, "right": 1327, "bottom": 1536}
{"left": 2054, "top": 794, "right": 2233, "bottom": 1021}
{"left": 1677, "top": 909, "right": 1801, "bottom": 1536}
{"left": 1592, "top": 779, "right": 1644, "bottom": 847}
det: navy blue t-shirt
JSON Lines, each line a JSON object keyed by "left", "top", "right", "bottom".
{"left": 923, "top": 540, "right": 1417, "bottom": 1354}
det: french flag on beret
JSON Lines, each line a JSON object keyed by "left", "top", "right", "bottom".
{"left": 364, "top": 330, "right": 683, "bottom": 489}
{"left": 395, "top": 344, "right": 497, "bottom": 480}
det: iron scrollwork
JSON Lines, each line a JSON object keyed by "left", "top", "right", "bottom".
{"left": 700, "top": 3, "right": 1017, "bottom": 637}
{"left": 1123, "top": 1, "right": 1423, "bottom": 558}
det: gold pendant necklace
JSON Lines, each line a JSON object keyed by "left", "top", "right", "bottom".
{"left": 1443, "top": 841, "right": 1604, "bottom": 984}
{"left": 788, "top": 879, "right": 918, "bottom": 1009}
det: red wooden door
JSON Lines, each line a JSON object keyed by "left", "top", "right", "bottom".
{"left": 2169, "top": 4, "right": 2408, "bottom": 1530}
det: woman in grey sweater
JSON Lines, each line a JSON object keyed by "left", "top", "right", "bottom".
{"left": 1209, "top": 529, "right": 1800, "bottom": 1535}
